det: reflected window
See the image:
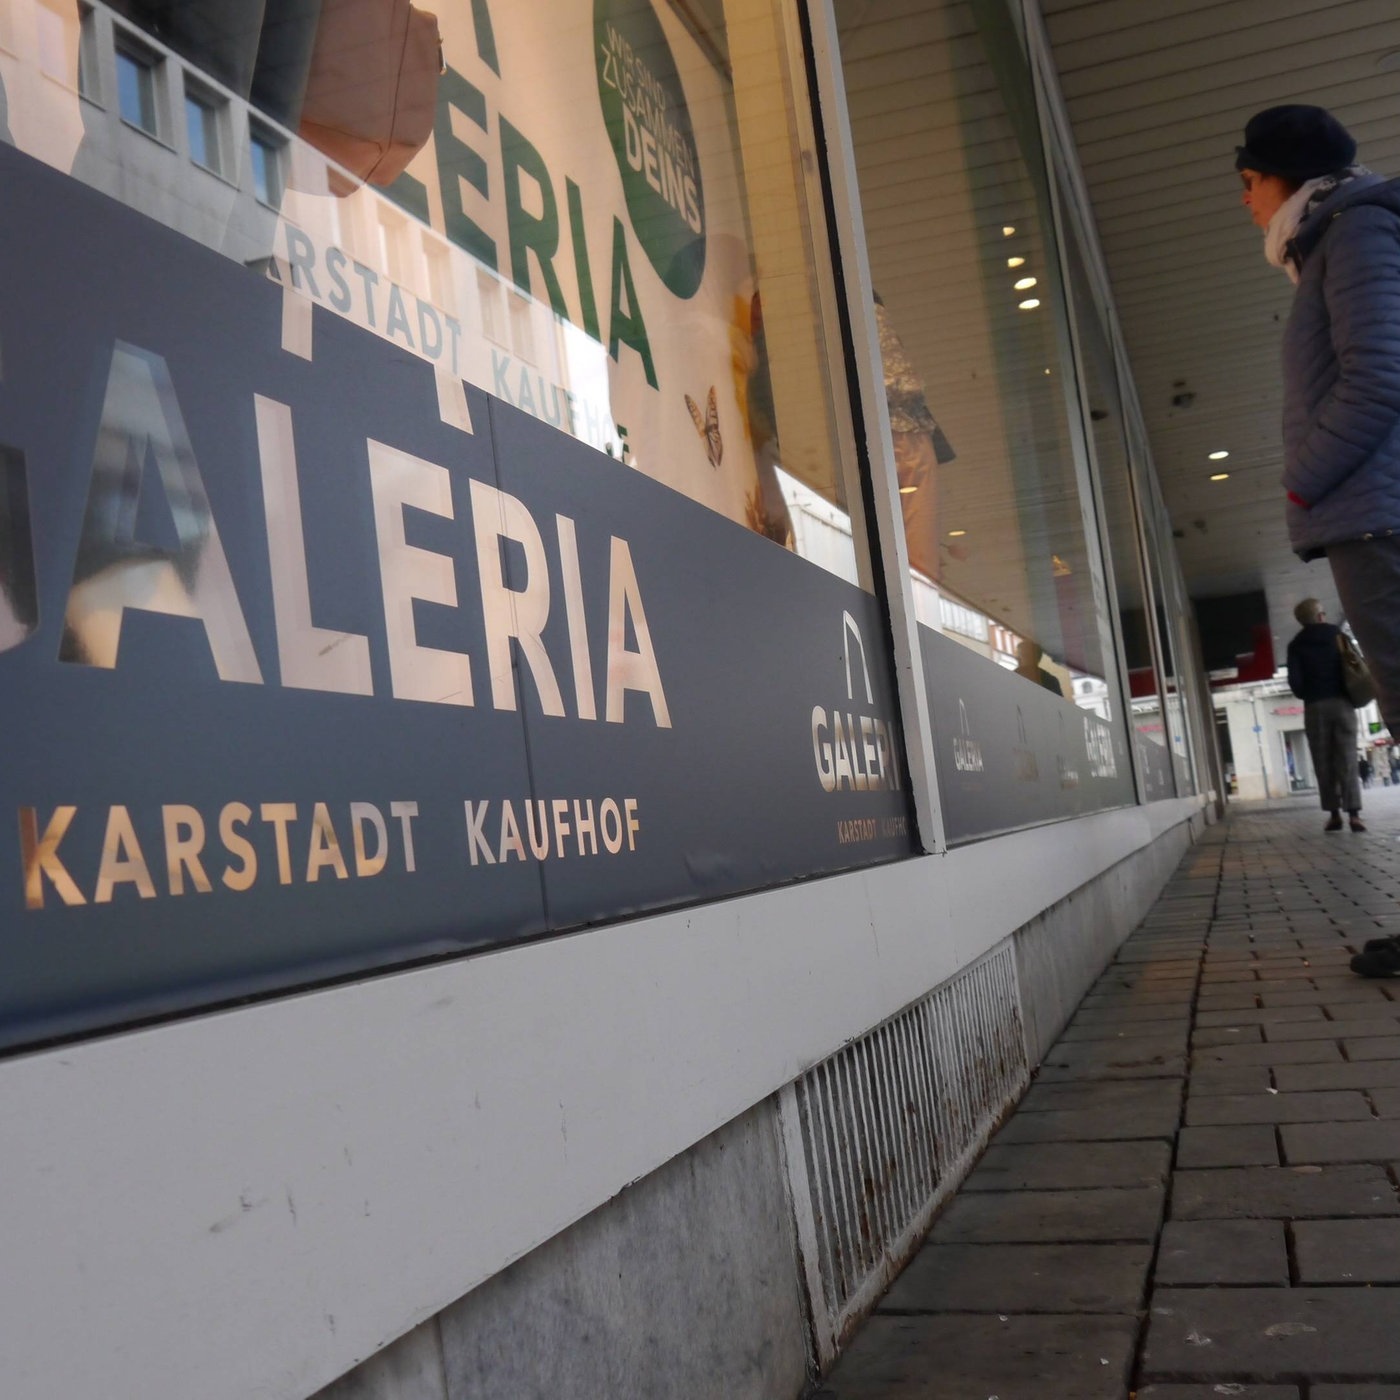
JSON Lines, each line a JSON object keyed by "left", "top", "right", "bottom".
{"left": 185, "top": 88, "right": 223, "bottom": 175}
{"left": 116, "top": 43, "right": 158, "bottom": 136}
{"left": 249, "top": 127, "right": 283, "bottom": 207}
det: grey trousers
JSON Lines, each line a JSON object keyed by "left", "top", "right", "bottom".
{"left": 1329, "top": 534, "right": 1400, "bottom": 736}
{"left": 1305, "top": 696, "right": 1361, "bottom": 813}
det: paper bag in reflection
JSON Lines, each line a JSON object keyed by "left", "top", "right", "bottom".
{"left": 298, "top": 0, "right": 441, "bottom": 193}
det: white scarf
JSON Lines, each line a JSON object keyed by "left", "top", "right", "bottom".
{"left": 1264, "top": 178, "right": 1329, "bottom": 284}
{"left": 1263, "top": 165, "right": 1372, "bottom": 283}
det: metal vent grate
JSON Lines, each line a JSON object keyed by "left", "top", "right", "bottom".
{"left": 780, "top": 944, "right": 1028, "bottom": 1357}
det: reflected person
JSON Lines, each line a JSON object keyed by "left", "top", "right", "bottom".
{"left": 1014, "top": 638, "right": 1063, "bottom": 696}
{"left": 1285, "top": 598, "right": 1363, "bottom": 833}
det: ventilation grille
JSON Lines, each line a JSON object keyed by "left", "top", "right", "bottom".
{"left": 782, "top": 945, "right": 1027, "bottom": 1354}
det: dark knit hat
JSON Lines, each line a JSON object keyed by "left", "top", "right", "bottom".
{"left": 1235, "top": 105, "right": 1357, "bottom": 181}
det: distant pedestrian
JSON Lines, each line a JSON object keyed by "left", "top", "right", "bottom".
{"left": 1286, "top": 598, "right": 1364, "bottom": 832}
{"left": 1359, "top": 754, "right": 1373, "bottom": 788}
{"left": 1236, "top": 106, "right": 1400, "bottom": 743}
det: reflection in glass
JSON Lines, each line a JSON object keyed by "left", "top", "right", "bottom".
{"left": 0, "top": 0, "right": 871, "bottom": 585}
{"left": 839, "top": 0, "right": 1120, "bottom": 714}
{"left": 185, "top": 91, "right": 220, "bottom": 173}
{"left": 115, "top": 45, "right": 155, "bottom": 133}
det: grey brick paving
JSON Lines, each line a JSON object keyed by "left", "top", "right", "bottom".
{"left": 1144, "top": 1288, "right": 1400, "bottom": 1379}
{"left": 816, "top": 1313, "right": 1138, "bottom": 1398}
{"left": 878, "top": 1242, "right": 1150, "bottom": 1313}
{"left": 1175, "top": 1124, "right": 1279, "bottom": 1168}
{"left": 1171, "top": 1164, "right": 1400, "bottom": 1219}
{"left": 1155, "top": 1219, "right": 1288, "bottom": 1285}
{"left": 1294, "top": 1219, "right": 1400, "bottom": 1282}
{"left": 961, "top": 1141, "right": 1170, "bottom": 1192}
{"left": 821, "top": 800, "right": 1400, "bottom": 1399}
{"left": 1281, "top": 1120, "right": 1400, "bottom": 1163}
{"left": 928, "top": 1186, "right": 1165, "bottom": 1243}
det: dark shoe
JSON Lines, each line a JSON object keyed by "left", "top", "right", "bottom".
{"left": 1325, "top": 814, "right": 1344, "bottom": 831}
{"left": 1353, "top": 944, "right": 1400, "bottom": 977}
{"left": 1364, "top": 934, "right": 1400, "bottom": 952}
{"left": 1351, "top": 816, "right": 1368, "bottom": 832}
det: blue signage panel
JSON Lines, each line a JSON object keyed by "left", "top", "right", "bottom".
{"left": 920, "top": 623, "right": 1135, "bottom": 844}
{"left": 0, "top": 145, "right": 916, "bottom": 1051}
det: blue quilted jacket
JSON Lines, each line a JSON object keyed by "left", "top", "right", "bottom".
{"left": 1282, "top": 174, "right": 1400, "bottom": 558}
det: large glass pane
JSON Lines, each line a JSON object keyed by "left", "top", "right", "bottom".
{"left": 2, "top": 0, "right": 870, "bottom": 584}
{"left": 1057, "top": 191, "right": 1176, "bottom": 800}
{"left": 838, "top": 0, "right": 1134, "bottom": 841}
{"left": 0, "top": 0, "right": 919, "bottom": 1051}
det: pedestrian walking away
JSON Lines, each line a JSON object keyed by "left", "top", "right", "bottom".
{"left": 1286, "top": 597, "right": 1364, "bottom": 832}
{"left": 1237, "top": 105, "right": 1400, "bottom": 741}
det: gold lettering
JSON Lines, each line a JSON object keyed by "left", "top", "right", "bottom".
{"left": 220, "top": 802, "right": 257, "bottom": 890}
{"left": 94, "top": 805, "right": 157, "bottom": 903}
{"left": 162, "top": 804, "right": 212, "bottom": 895}
{"left": 19, "top": 805, "right": 86, "bottom": 909}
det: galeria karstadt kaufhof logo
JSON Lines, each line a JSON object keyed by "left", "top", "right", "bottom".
{"left": 811, "top": 613, "right": 903, "bottom": 793}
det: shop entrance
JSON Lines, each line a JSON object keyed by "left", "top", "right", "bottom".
{"left": 1284, "top": 729, "right": 1315, "bottom": 793}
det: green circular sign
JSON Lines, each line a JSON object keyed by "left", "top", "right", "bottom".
{"left": 595, "top": 0, "right": 707, "bottom": 300}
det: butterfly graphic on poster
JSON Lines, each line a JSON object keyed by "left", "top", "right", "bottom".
{"left": 685, "top": 387, "right": 722, "bottom": 468}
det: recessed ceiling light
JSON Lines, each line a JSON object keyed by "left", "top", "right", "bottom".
{"left": 1014, "top": 276, "right": 1038, "bottom": 291}
{"left": 1002, "top": 225, "right": 1016, "bottom": 236}
{"left": 1208, "top": 450, "right": 1229, "bottom": 460}
{"left": 1007, "top": 256, "right": 1026, "bottom": 268}
{"left": 898, "top": 484, "right": 918, "bottom": 495}
{"left": 1210, "top": 472, "right": 1229, "bottom": 481}
{"left": 1018, "top": 298, "right": 1040, "bottom": 310}
{"left": 948, "top": 529, "right": 967, "bottom": 537}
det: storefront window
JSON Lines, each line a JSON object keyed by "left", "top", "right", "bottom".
{"left": 1057, "top": 199, "right": 1176, "bottom": 800}
{"left": 1, "top": 0, "right": 869, "bottom": 584}
{"left": 0, "top": 0, "right": 918, "bottom": 1052}
{"left": 837, "top": 0, "right": 1133, "bottom": 841}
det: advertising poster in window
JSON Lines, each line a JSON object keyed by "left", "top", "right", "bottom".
{"left": 0, "top": 0, "right": 915, "bottom": 1051}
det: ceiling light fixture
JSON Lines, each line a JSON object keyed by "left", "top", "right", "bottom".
{"left": 1007, "top": 256, "right": 1026, "bottom": 268}
{"left": 1208, "top": 450, "right": 1229, "bottom": 460}
{"left": 1002, "top": 225, "right": 1016, "bottom": 236}
{"left": 948, "top": 529, "right": 967, "bottom": 537}
{"left": 1018, "top": 298, "right": 1040, "bottom": 310}
{"left": 898, "top": 484, "right": 918, "bottom": 495}
{"left": 1014, "top": 276, "right": 1037, "bottom": 290}
{"left": 1210, "top": 472, "right": 1229, "bottom": 482}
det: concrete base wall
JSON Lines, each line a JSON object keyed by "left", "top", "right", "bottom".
{"left": 308, "top": 806, "right": 1206, "bottom": 1400}
{"left": 310, "top": 1100, "right": 812, "bottom": 1400}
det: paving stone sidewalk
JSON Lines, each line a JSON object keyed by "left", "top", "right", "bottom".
{"left": 816, "top": 791, "right": 1400, "bottom": 1400}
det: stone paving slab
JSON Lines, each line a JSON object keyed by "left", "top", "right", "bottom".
{"left": 1193, "top": 1040, "right": 1344, "bottom": 1066}
{"left": 1196, "top": 1006, "right": 1325, "bottom": 1027}
{"left": 995, "top": 1100, "right": 1179, "bottom": 1143}
{"left": 1294, "top": 1219, "right": 1400, "bottom": 1282}
{"left": 815, "top": 1314, "right": 1137, "bottom": 1399}
{"left": 1193, "top": 1026, "right": 1264, "bottom": 1048}
{"left": 961, "top": 1141, "right": 1170, "bottom": 1192}
{"left": 1171, "top": 1165, "right": 1400, "bottom": 1219}
{"left": 877, "top": 1242, "right": 1151, "bottom": 1313}
{"left": 928, "top": 1187, "right": 1164, "bottom": 1243}
{"left": 1190, "top": 1065, "right": 1275, "bottom": 1095}
{"left": 1176, "top": 1124, "right": 1279, "bottom": 1168}
{"left": 1184, "top": 1090, "right": 1371, "bottom": 1126}
{"left": 1345, "top": 1037, "right": 1400, "bottom": 1060}
{"left": 1138, "top": 1388, "right": 1298, "bottom": 1400}
{"left": 1274, "top": 1059, "right": 1400, "bottom": 1092}
{"left": 1059, "top": 1021, "right": 1190, "bottom": 1044}
{"left": 1017, "top": 1078, "right": 1179, "bottom": 1115}
{"left": 1144, "top": 1287, "right": 1400, "bottom": 1380}
{"left": 1155, "top": 1219, "right": 1288, "bottom": 1285}
{"left": 1314, "top": 1387, "right": 1400, "bottom": 1399}
{"left": 1264, "top": 1018, "right": 1400, "bottom": 1041}
{"left": 1040, "top": 1039, "right": 1187, "bottom": 1074}
{"left": 1035, "top": 1057, "right": 1187, "bottom": 1084}
{"left": 1281, "top": 1120, "right": 1400, "bottom": 1164}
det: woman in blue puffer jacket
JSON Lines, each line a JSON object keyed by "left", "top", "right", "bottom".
{"left": 1237, "top": 106, "right": 1400, "bottom": 738}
